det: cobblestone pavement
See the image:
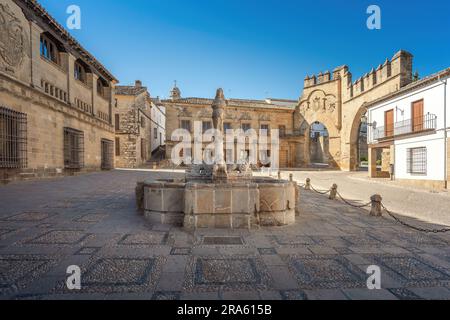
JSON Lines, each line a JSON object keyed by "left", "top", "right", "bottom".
{"left": 0, "top": 170, "right": 450, "bottom": 300}
{"left": 272, "top": 170, "right": 450, "bottom": 227}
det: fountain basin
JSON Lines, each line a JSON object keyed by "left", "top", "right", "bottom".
{"left": 141, "top": 177, "right": 299, "bottom": 229}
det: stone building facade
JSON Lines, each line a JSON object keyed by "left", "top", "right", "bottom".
{"left": 163, "top": 85, "right": 298, "bottom": 168}
{"left": 0, "top": 0, "right": 117, "bottom": 183}
{"left": 115, "top": 81, "right": 165, "bottom": 168}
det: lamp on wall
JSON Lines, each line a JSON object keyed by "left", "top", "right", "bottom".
{"left": 395, "top": 106, "right": 404, "bottom": 116}
{"left": 361, "top": 114, "right": 377, "bottom": 129}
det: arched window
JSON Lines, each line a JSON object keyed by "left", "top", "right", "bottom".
{"left": 40, "top": 33, "right": 60, "bottom": 64}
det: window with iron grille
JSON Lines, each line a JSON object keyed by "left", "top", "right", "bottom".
{"left": 101, "top": 139, "right": 114, "bottom": 170}
{"left": 407, "top": 147, "right": 427, "bottom": 175}
{"left": 0, "top": 107, "right": 27, "bottom": 168}
{"left": 63, "top": 128, "right": 84, "bottom": 169}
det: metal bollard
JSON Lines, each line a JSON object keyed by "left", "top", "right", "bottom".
{"left": 370, "top": 194, "right": 383, "bottom": 217}
{"left": 305, "top": 178, "right": 311, "bottom": 190}
{"left": 329, "top": 183, "right": 338, "bottom": 200}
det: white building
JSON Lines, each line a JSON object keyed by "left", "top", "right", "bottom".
{"left": 150, "top": 97, "right": 166, "bottom": 155}
{"left": 366, "top": 68, "right": 450, "bottom": 190}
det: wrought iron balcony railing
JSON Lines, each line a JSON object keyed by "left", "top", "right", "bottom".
{"left": 373, "top": 113, "right": 437, "bottom": 140}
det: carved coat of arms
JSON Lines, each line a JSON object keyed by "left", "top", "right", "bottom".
{"left": 0, "top": 4, "right": 26, "bottom": 69}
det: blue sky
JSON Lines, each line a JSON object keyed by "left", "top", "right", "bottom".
{"left": 39, "top": 0, "right": 450, "bottom": 100}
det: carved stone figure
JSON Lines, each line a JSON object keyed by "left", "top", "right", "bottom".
{"left": 212, "top": 88, "right": 226, "bottom": 132}
{"left": 0, "top": 4, "right": 26, "bottom": 70}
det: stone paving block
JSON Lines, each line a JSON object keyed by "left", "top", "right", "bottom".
{"left": 157, "top": 272, "right": 185, "bottom": 291}
{"left": 222, "top": 290, "right": 260, "bottom": 300}
{"left": 266, "top": 266, "right": 298, "bottom": 290}
{"left": 342, "top": 288, "right": 398, "bottom": 300}
{"left": 303, "top": 289, "right": 349, "bottom": 300}
{"left": 409, "top": 287, "right": 450, "bottom": 300}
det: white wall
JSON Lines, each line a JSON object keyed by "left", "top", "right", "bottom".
{"left": 150, "top": 104, "right": 166, "bottom": 152}
{"left": 394, "top": 132, "right": 445, "bottom": 181}
{"left": 368, "top": 74, "right": 449, "bottom": 182}
{"left": 368, "top": 80, "right": 446, "bottom": 144}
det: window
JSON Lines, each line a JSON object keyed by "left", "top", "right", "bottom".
{"left": 97, "top": 78, "right": 109, "bottom": 98}
{"left": 115, "top": 137, "right": 120, "bottom": 156}
{"left": 279, "top": 125, "right": 286, "bottom": 136}
{"left": 101, "top": 139, "right": 113, "bottom": 170}
{"left": 202, "top": 121, "right": 212, "bottom": 133}
{"left": 140, "top": 116, "right": 145, "bottom": 128}
{"left": 407, "top": 147, "right": 427, "bottom": 175}
{"left": 40, "top": 34, "right": 59, "bottom": 64}
{"left": 0, "top": 107, "right": 27, "bottom": 168}
{"left": 154, "top": 128, "right": 157, "bottom": 139}
{"left": 63, "top": 128, "right": 84, "bottom": 169}
{"left": 181, "top": 120, "right": 191, "bottom": 132}
{"left": 260, "top": 124, "right": 269, "bottom": 135}
{"left": 223, "top": 122, "right": 232, "bottom": 133}
{"left": 74, "top": 61, "right": 87, "bottom": 83}
{"left": 115, "top": 114, "right": 120, "bottom": 131}
{"left": 241, "top": 123, "right": 251, "bottom": 132}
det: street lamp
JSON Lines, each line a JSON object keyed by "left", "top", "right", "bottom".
{"left": 361, "top": 114, "right": 377, "bottom": 129}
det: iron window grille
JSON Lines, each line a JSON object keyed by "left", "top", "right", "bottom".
{"left": 0, "top": 107, "right": 27, "bottom": 168}
{"left": 407, "top": 147, "right": 427, "bottom": 175}
{"left": 101, "top": 139, "right": 114, "bottom": 170}
{"left": 64, "top": 128, "right": 84, "bottom": 169}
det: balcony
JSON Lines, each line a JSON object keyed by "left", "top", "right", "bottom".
{"left": 373, "top": 113, "right": 437, "bottom": 140}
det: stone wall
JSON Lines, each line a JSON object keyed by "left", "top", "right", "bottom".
{"left": 115, "top": 87, "right": 153, "bottom": 168}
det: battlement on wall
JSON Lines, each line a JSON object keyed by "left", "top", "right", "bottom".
{"left": 303, "top": 50, "right": 413, "bottom": 99}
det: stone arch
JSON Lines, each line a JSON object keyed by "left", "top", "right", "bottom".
{"left": 347, "top": 103, "right": 369, "bottom": 171}
{"left": 301, "top": 116, "right": 340, "bottom": 168}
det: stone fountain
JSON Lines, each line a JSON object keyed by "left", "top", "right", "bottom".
{"left": 138, "top": 89, "right": 299, "bottom": 229}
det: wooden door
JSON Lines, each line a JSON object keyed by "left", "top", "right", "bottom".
{"left": 384, "top": 109, "right": 394, "bottom": 137}
{"left": 412, "top": 100, "right": 424, "bottom": 132}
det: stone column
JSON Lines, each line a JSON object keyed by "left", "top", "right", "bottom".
{"left": 329, "top": 184, "right": 338, "bottom": 200}
{"left": 370, "top": 194, "right": 382, "bottom": 216}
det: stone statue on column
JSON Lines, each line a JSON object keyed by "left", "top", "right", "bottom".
{"left": 211, "top": 88, "right": 228, "bottom": 180}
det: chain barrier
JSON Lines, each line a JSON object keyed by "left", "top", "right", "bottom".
{"left": 336, "top": 191, "right": 372, "bottom": 208}
{"left": 309, "top": 185, "right": 331, "bottom": 195}
{"left": 299, "top": 178, "right": 450, "bottom": 234}
{"left": 381, "top": 203, "right": 450, "bottom": 234}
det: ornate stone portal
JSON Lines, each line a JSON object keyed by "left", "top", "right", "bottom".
{"left": 140, "top": 89, "right": 299, "bottom": 229}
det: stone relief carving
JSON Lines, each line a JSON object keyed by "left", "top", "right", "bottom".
{"left": 239, "top": 112, "right": 252, "bottom": 121}
{"left": 259, "top": 114, "right": 271, "bottom": 121}
{"left": 0, "top": 4, "right": 27, "bottom": 70}
{"left": 177, "top": 107, "right": 192, "bottom": 117}
{"left": 299, "top": 90, "right": 337, "bottom": 116}
{"left": 197, "top": 107, "right": 212, "bottom": 118}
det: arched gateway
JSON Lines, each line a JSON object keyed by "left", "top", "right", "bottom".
{"left": 292, "top": 50, "right": 414, "bottom": 170}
